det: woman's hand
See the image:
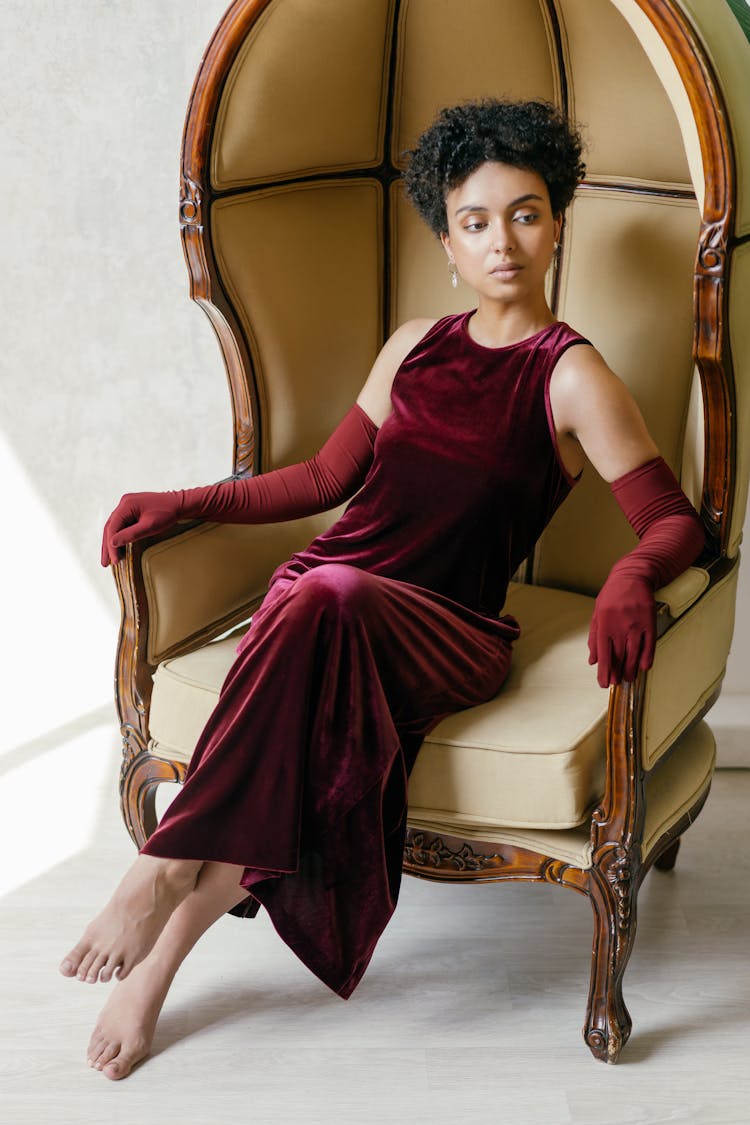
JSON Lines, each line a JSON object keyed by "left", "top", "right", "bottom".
{"left": 587, "top": 571, "right": 656, "bottom": 688}
{"left": 101, "top": 491, "right": 182, "bottom": 567}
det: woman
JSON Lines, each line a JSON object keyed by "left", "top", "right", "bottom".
{"left": 61, "top": 99, "right": 704, "bottom": 1079}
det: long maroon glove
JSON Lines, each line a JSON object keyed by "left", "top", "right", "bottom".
{"left": 101, "top": 403, "right": 378, "bottom": 567}
{"left": 588, "top": 456, "right": 705, "bottom": 687}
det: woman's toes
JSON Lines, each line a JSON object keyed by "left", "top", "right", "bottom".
{"left": 84, "top": 952, "right": 111, "bottom": 984}
{"left": 60, "top": 941, "right": 87, "bottom": 977}
{"left": 92, "top": 1040, "right": 121, "bottom": 1072}
{"left": 99, "top": 960, "right": 116, "bottom": 984}
{"left": 102, "top": 1057, "right": 124, "bottom": 1080}
{"left": 86, "top": 1033, "right": 110, "bottom": 1069}
{"left": 76, "top": 948, "right": 101, "bottom": 982}
{"left": 101, "top": 1041, "right": 147, "bottom": 1081}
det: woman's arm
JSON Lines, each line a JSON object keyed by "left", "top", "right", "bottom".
{"left": 549, "top": 346, "right": 705, "bottom": 687}
{"left": 101, "top": 319, "right": 434, "bottom": 567}
{"left": 549, "top": 344, "right": 659, "bottom": 483}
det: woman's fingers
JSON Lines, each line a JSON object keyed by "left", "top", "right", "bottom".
{"left": 101, "top": 497, "right": 143, "bottom": 567}
{"left": 620, "top": 628, "right": 644, "bottom": 685}
{"left": 589, "top": 595, "right": 657, "bottom": 687}
{"left": 100, "top": 492, "right": 182, "bottom": 568}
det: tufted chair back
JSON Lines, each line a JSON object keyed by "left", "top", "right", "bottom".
{"left": 178, "top": 0, "right": 748, "bottom": 614}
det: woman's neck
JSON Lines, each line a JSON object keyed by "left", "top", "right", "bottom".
{"left": 467, "top": 299, "right": 556, "bottom": 349}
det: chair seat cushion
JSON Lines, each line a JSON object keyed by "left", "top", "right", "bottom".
{"left": 410, "top": 583, "right": 605, "bottom": 829}
{"left": 149, "top": 582, "right": 606, "bottom": 830}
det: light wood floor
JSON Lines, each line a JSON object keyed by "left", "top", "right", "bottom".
{"left": 2, "top": 717, "right": 749, "bottom": 1125}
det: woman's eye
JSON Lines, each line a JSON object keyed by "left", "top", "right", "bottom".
{"left": 464, "top": 220, "right": 487, "bottom": 232}
{"left": 514, "top": 211, "right": 538, "bottom": 224}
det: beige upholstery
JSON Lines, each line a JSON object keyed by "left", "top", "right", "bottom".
{"left": 211, "top": 0, "right": 392, "bottom": 187}
{"left": 410, "top": 585, "right": 604, "bottom": 829}
{"left": 642, "top": 565, "right": 739, "bottom": 768}
{"left": 558, "top": 0, "right": 693, "bottom": 187}
{"left": 408, "top": 719, "right": 716, "bottom": 869}
{"left": 212, "top": 185, "right": 383, "bottom": 468}
{"left": 729, "top": 241, "right": 750, "bottom": 556}
{"left": 392, "top": 0, "right": 556, "bottom": 160}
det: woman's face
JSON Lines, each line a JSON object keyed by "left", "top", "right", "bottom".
{"left": 440, "top": 161, "right": 562, "bottom": 306}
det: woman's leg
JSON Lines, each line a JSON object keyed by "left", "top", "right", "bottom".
{"left": 132, "top": 565, "right": 516, "bottom": 999}
{"left": 60, "top": 853, "right": 204, "bottom": 984}
{"left": 86, "top": 859, "right": 248, "bottom": 1080}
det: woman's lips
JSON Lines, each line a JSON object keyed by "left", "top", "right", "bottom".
{"left": 490, "top": 263, "right": 522, "bottom": 278}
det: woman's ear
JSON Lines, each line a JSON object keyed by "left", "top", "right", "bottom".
{"left": 553, "top": 215, "right": 563, "bottom": 246}
{"left": 440, "top": 231, "right": 453, "bottom": 262}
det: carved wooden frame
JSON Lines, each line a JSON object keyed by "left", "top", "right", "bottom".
{"left": 113, "top": 0, "right": 738, "bottom": 1062}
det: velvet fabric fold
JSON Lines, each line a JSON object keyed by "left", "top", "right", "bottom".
{"left": 142, "top": 566, "right": 519, "bottom": 995}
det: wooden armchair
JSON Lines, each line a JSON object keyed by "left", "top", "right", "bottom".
{"left": 113, "top": 0, "right": 750, "bottom": 1062}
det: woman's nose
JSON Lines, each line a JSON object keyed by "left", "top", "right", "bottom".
{"left": 491, "top": 225, "right": 514, "bottom": 254}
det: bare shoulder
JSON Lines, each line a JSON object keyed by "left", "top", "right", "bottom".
{"left": 552, "top": 341, "right": 615, "bottom": 393}
{"left": 383, "top": 317, "right": 439, "bottom": 359}
{"left": 550, "top": 343, "right": 632, "bottom": 428}
{"left": 357, "top": 318, "right": 438, "bottom": 425}
{"left": 550, "top": 341, "right": 659, "bottom": 481}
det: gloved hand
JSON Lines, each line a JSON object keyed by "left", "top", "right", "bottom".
{"left": 101, "top": 403, "right": 378, "bottom": 567}
{"left": 101, "top": 492, "right": 184, "bottom": 566}
{"left": 588, "top": 569, "right": 656, "bottom": 687}
{"left": 588, "top": 456, "right": 704, "bottom": 688}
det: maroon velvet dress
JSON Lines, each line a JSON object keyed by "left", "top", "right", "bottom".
{"left": 142, "top": 312, "right": 587, "bottom": 997}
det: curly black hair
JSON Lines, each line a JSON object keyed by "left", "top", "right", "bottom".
{"left": 403, "top": 99, "right": 586, "bottom": 236}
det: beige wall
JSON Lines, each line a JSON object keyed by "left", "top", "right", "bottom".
{"left": 1, "top": 0, "right": 746, "bottom": 756}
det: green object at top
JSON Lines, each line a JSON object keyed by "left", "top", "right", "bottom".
{"left": 725, "top": 0, "right": 750, "bottom": 44}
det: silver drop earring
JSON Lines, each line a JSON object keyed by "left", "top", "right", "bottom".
{"left": 448, "top": 261, "right": 458, "bottom": 289}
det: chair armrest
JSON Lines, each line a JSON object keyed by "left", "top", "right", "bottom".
{"left": 642, "top": 560, "right": 739, "bottom": 769}
{"left": 654, "top": 565, "right": 709, "bottom": 619}
{"left": 592, "top": 560, "right": 735, "bottom": 876}
{"left": 141, "top": 510, "right": 340, "bottom": 665}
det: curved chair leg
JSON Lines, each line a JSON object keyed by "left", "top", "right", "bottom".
{"left": 653, "top": 837, "right": 681, "bottom": 871}
{"left": 120, "top": 749, "right": 186, "bottom": 849}
{"left": 583, "top": 859, "right": 637, "bottom": 1063}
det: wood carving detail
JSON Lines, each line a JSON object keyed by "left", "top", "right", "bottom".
{"left": 119, "top": 723, "right": 148, "bottom": 778}
{"left": 179, "top": 175, "right": 203, "bottom": 229}
{"left": 404, "top": 831, "right": 503, "bottom": 873}
{"left": 697, "top": 219, "right": 727, "bottom": 276}
{"left": 596, "top": 844, "right": 637, "bottom": 939}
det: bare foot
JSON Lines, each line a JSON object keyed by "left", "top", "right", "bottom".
{"left": 60, "top": 855, "right": 201, "bottom": 983}
{"left": 86, "top": 954, "right": 174, "bottom": 1080}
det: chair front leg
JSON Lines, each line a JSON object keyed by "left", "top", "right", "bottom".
{"left": 583, "top": 847, "right": 638, "bottom": 1063}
